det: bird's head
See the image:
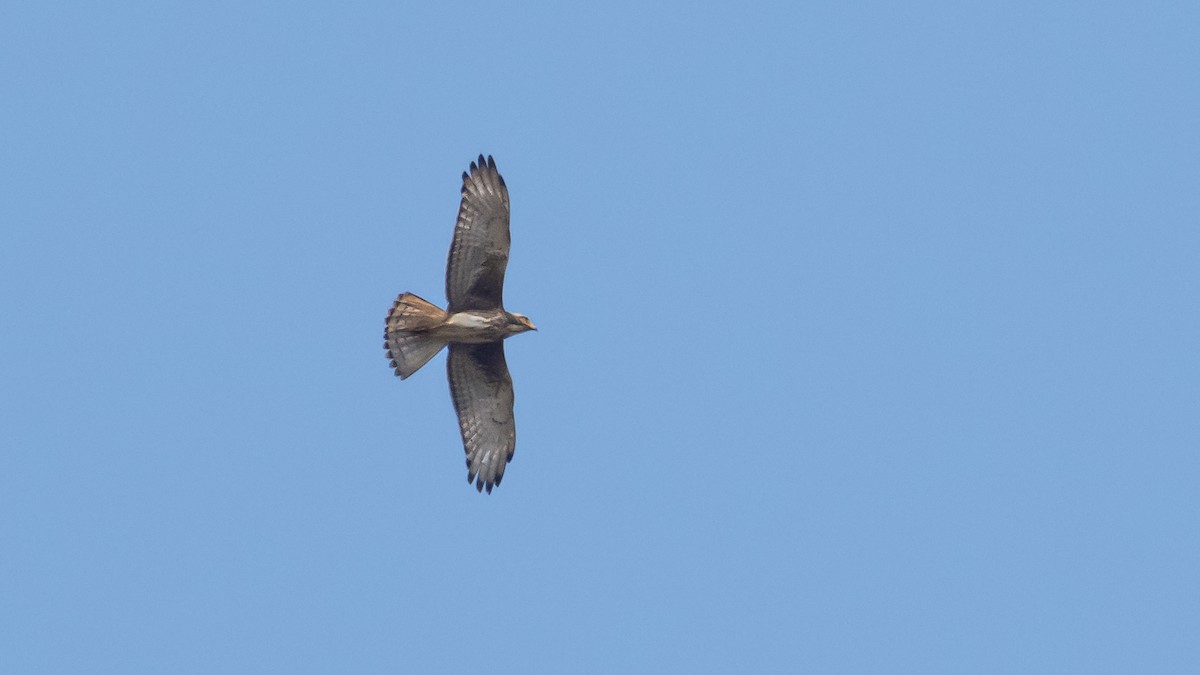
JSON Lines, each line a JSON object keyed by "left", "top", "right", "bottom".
{"left": 507, "top": 312, "right": 537, "bottom": 334}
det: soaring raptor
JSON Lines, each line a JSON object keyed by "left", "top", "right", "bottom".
{"left": 384, "top": 155, "right": 535, "bottom": 493}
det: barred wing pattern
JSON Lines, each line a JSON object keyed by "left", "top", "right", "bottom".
{"left": 446, "top": 155, "right": 511, "bottom": 313}
{"left": 447, "top": 342, "right": 515, "bottom": 494}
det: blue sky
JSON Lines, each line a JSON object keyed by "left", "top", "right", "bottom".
{"left": 2, "top": 2, "right": 1198, "bottom": 672}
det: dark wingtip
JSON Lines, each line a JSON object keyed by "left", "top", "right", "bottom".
{"left": 464, "top": 155, "right": 502, "bottom": 188}
{"left": 489, "top": 156, "right": 505, "bottom": 187}
{"left": 467, "top": 464, "right": 498, "bottom": 494}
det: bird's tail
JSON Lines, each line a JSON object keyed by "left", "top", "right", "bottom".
{"left": 384, "top": 293, "right": 449, "bottom": 379}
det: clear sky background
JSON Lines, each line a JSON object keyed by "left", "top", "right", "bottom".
{"left": 2, "top": 2, "right": 1198, "bottom": 673}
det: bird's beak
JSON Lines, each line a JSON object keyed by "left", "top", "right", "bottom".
{"left": 528, "top": 320, "right": 538, "bottom": 331}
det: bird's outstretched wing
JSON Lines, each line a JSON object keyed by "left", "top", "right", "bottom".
{"left": 447, "top": 342, "right": 516, "bottom": 493}
{"left": 446, "top": 155, "right": 511, "bottom": 313}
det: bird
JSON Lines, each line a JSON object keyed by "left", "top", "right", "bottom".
{"left": 383, "top": 155, "right": 536, "bottom": 493}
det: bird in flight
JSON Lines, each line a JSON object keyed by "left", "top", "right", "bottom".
{"left": 384, "top": 155, "right": 536, "bottom": 493}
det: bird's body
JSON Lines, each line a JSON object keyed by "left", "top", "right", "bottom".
{"left": 442, "top": 309, "right": 533, "bottom": 343}
{"left": 383, "top": 155, "right": 535, "bottom": 493}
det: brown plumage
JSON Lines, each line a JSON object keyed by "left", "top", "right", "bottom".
{"left": 384, "top": 155, "right": 535, "bottom": 493}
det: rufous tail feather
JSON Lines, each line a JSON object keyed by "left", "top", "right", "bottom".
{"left": 383, "top": 293, "right": 448, "bottom": 379}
